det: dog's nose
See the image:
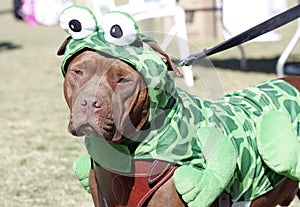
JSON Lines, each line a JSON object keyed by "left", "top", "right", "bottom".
{"left": 80, "top": 96, "right": 103, "bottom": 110}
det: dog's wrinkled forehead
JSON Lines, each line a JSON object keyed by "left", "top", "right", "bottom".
{"left": 58, "top": 5, "right": 167, "bottom": 79}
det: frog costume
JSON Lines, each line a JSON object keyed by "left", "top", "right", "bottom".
{"left": 59, "top": 6, "right": 300, "bottom": 207}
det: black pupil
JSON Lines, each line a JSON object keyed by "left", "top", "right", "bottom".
{"left": 110, "top": 24, "right": 123, "bottom": 38}
{"left": 69, "top": 19, "right": 82, "bottom": 32}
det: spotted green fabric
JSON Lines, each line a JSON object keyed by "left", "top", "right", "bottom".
{"left": 212, "top": 80, "right": 300, "bottom": 201}
{"left": 59, "top": 6, "right": 300, "bottom": 207}
{"left": 132, "top": 79, "right": 300, "bottom": 204}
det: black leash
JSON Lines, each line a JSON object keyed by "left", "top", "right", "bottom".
{"left": 175, "top": 4, "right": 300, "bottom": 67}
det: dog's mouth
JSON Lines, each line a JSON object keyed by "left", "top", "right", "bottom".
{"left": 68, "top": 120, "right": 117, "bottom": 142}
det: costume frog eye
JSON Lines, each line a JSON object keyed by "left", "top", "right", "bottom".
{"left": 101, "top": 11, "right": 138, "bottom": 46}
{"left": 60, "top": 6, "right": 97, "bottom": 40}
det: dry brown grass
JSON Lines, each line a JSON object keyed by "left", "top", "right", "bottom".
{"left": 1, "top": 0, "right": 300, "bottom": 206}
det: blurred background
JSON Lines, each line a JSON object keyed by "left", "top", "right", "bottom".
{"left": 1, "top": 0, "right": 300, "bottom": 206}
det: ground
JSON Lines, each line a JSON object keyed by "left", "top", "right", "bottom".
{"left": 0, "top": 0, "right": 300, "bottom": 206}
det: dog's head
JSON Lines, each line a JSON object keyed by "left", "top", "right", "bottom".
{"left": 58, "top": 6, "right": 181, "bottom": 143}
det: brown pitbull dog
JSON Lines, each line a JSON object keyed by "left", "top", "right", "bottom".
{"left": 58, "top": 6, "right": 300, "bottom": 206}
{"left": 61, "top": 47, "right": 300, "bottom": 207}
{"left": 62, "top": 49, "right": 184, "bottom": 207}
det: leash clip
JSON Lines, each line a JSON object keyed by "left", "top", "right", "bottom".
{"left": 174, "top": 49, "right": 207, "bottom": 67}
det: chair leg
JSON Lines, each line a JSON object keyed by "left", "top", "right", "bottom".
{"left": 173, "top": 6, "right": 194, "bottom": 87}
{"left": 238, "top": 45, "right": 247, "bottom": 71}
{"left": 276, "top": 19, "right": 300, "bottom": 77}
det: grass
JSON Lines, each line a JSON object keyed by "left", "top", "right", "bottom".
{"left": 0, "top": 1, "right": 93, "bottom": 206}
{"left": 0, "top": 0, "right": 300, "bottom": 206}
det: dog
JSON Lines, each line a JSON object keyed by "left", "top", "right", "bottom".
{"left": 58, "top": 6, "right": 300, "bottom": 207}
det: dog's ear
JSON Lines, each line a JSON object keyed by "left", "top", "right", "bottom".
{"left": 146, "top": 41, "right": 182, "bottom": 77}
{"left": 57, "top": 36, "right": 71, "bottom": 56}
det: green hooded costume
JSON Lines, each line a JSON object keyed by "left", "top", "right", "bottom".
{"left": 60, "top": 6, "right": 300, "bottom": 207}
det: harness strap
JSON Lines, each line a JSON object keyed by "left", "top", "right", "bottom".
{"left": 218, "top": 192, "right": 231, "bottom": 207}
{"left": 94, "top": 159, "right": 178, "bottom": 207}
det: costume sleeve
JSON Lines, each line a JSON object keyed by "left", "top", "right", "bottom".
{"left": 73, "top": 154, "right": 91, "bottom": 193}
{"left": 174, "top": 127, "right": 237, "bottom": 207}
{"left": 257, "top": 110, "right": 300, "bottom": 181}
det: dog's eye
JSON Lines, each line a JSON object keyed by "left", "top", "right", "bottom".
{"left": 73, "top": 69, "right": 83, "bottom": 75}
{"left": 59, "top": 6, "right": 97, "bottom": 40}
{"left": 101, "top": 12, "right": 138, "bottom": 46}
{"left": 117, "top": 77, "right": 132, "bottom": 83}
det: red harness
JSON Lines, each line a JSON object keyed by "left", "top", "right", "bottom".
{"left": 93, "top": 159, "right": 178, "bottom": 207}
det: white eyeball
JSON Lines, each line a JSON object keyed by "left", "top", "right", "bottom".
{"left": 60, "top": 6, "right": 97, "bottom": 40}
{"left": 101, "top": 12, "right": 138, "bottom": 46}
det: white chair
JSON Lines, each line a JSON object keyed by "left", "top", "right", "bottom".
{"left": 222, "top": 0, "right": 286, "bottom": 71}
{"left": 276, "top": 17, "right": 300, "bottom": 77}
{"left": 222, "top": 0, "right": 284, "bottom": 42}
{"left": 92, "top": 0, "right": 194, "bottom": 87}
